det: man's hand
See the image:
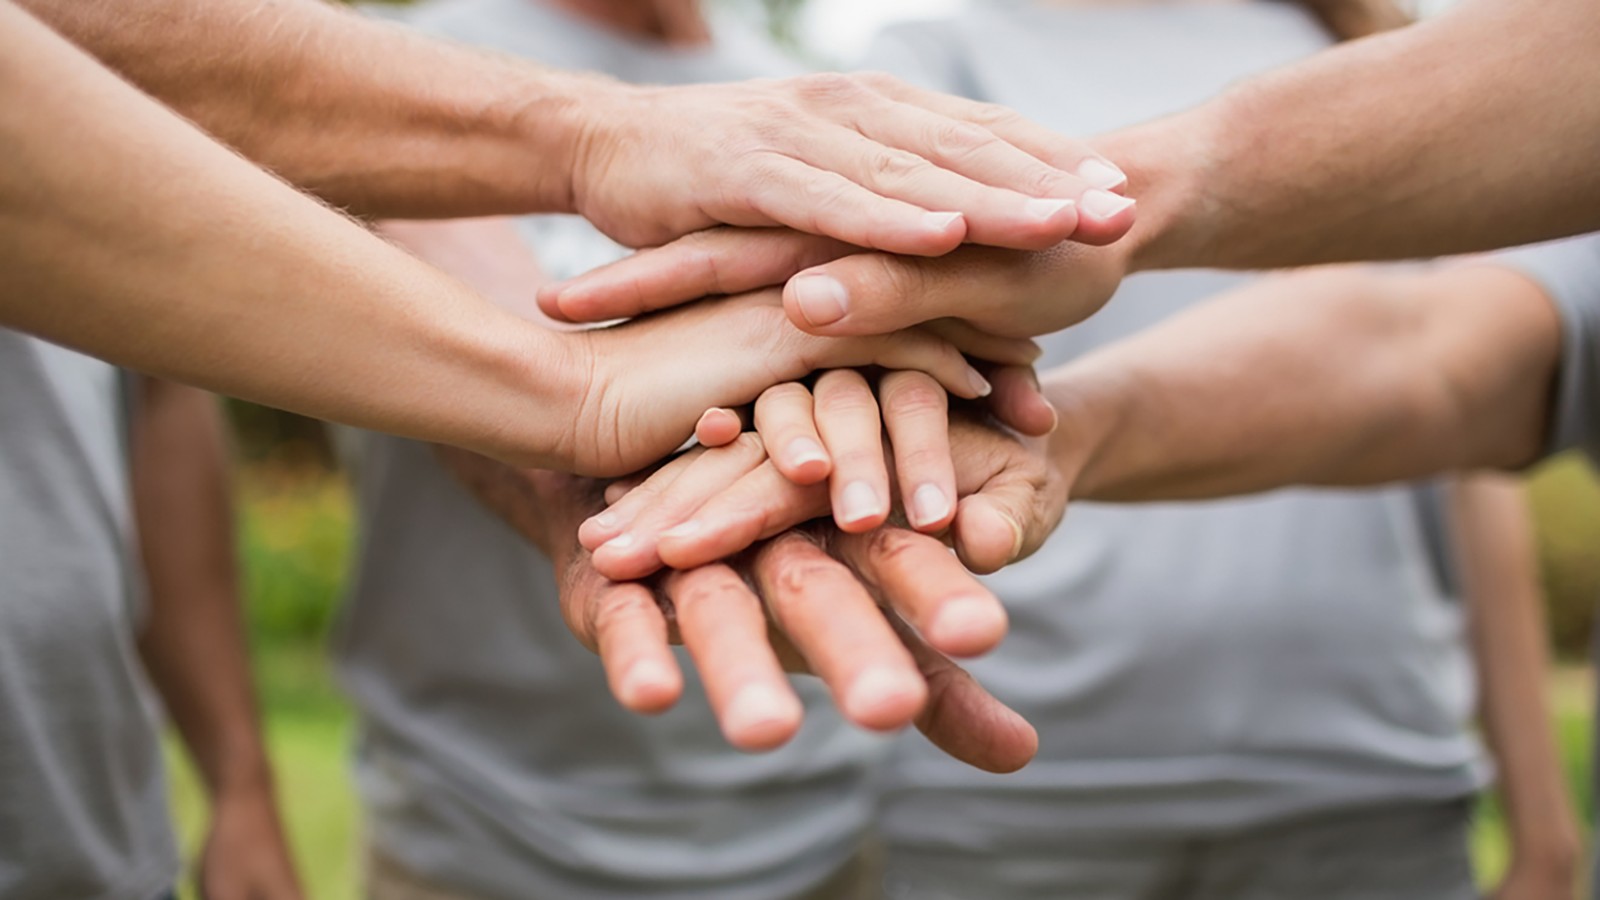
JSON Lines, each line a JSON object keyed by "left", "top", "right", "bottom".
{"left": 439, "top": 456, "right": 1038, "bottom": 772}
{"left": 196, "top": 782, "right": 304, "bottom": 900}
{"left": 568, "top": 72, "right": 1135, "bottom": 253}
{"left": 540, "top": 226, "right": 1133, "bottom": 340}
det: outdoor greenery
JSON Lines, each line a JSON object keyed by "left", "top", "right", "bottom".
{"left": 160, "top": 451, "right": 1600, "bottom": 898}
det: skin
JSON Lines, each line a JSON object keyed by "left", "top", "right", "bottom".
{"left": 1452, "top": 475, "right": 1583, "bottom": 900}
{"left": 2, "top": 2, "right": 1034, "bottom": 477}
{"left": 131, "top": 379, "right": 303, "bottom": 900}
{"left": 374, "top": 214, "right": 1038, "bottom": 766}
{"left": 19, "top": 0, "right": 1136, "bottom": 249}
{"left": 543, "top": 0, "right": 1600, "bottom": 338}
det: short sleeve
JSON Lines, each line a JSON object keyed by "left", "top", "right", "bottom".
{"left": 1491, "top": 233, "right": 1600, "bottom": 462}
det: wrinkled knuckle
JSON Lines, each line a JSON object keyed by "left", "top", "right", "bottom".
{"left": 930, "top": 121, "right": 994, "bottom": 158}
{"left": 796, "top": 71, "right": 863, "bottom": 105}
{"left": 770, "top": 558, "right": 839, "bottom": 596}
{"left": 969, "top": 101, "right": 1021, "bottom": 128}
{"left": 868, "top": 149, "right": 927, "bottom": 184}
{"left": 884, "top": 377, "right": 947, "bottom": 418}
{"left": 865, "top": 526, "right": 921, "bottom": 565}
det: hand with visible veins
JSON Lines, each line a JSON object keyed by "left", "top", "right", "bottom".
{"left": 436, "top": 449, "right": 1039, "bottom": 772}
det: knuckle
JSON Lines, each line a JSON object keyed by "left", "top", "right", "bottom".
{"left": 763, "top": 381, "right": 815, "bottom": 406}
{"left": 854, "top": 70, "right": 902, "bottom": 93}
{"left": 897, "top": 445, "right": 950, "bottom": 475}
{"left": 771, "top": 558, "right": 845, "bottom": 598}
{"left": 967, "top": 101, "right": 1022, "bottom": 128}
{"left": 883, "top": 375, "right": 947, "bottom": 418}
{"left": 929, "top": 121, "right": 994, "bottom": 158}
{"left": 865, "top": 526, "right": 923, "bottom": 568}
{"left": 867, "top": 149, "right": 928, "bottom": 184}
{"left": 795, "top": 72, "right": 863, "bottom": 105}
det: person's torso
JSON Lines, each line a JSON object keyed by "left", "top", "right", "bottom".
{"left": 0, "top": 329, "right": 176, "bottom": 900}
{"left": 868, "top": 2, "right": 1484, "bottom": 849}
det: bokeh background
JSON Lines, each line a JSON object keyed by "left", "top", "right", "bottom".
{"left": 166, "top": 2, "right": 1600, "bottom": 897}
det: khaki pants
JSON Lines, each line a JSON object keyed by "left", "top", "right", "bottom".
{"left": 366, "top": 843, "right": 881, "bottom": 900}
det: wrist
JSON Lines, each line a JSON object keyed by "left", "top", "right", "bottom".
{"left": 1095, "top": 101, "right": 1230, "bottom": 275}
{"left": 495, "top": 65, "right": 623, "bottom": 214}
{"left": 1042, "top": 363, "right": 1129, "bottom": 500}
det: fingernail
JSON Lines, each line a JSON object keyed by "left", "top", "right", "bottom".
{"left": 846, "top": 666, "right": 926, "bottom": 726}
{"left": 790, "top": 275, "right": 849, "bottom": 327}
{"left": 930, "top": 596, "right": 1008, "bottom": 654}
{"left": 838, "top": 481, "right": 882, "bottom": 526}
{"left": 602, "top": 532, "right": 636, "bottom": 551}
{"left": 787, "top": 437, "right": 828, "bottom": 469}
{"left": 724, "top": 683, "right": 801, "bottom": 742}
{"left": 1080, "top": 189, "right": 1136, "bottom": 220}
{"left": 968, "top": 368, "right": 993, "bottom": 398}
{"left": 661, "top": 519, "right": 702, "bottom": 540}
{"left": 922, "top": 211, "right": 962, "bottom": 231}
{"left": 621, "top": 659, "right": 675, "bottom": 704}
{"left": 911, "top": 484, "right": 951, "bottom": 528}
{"left": 1076, "top": 158, "right": 1127, "bottom": 190}
{"left": 591, "top": 511, "right": 619, "bottom": 530}
{"left": 1024, "top": 197, "right": 1074, "bottom": 221}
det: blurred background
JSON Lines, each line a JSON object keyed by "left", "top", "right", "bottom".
{"left": 165, "top": 2, "right": 1599, "bottom": 898}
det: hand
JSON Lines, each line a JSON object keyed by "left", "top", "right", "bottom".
{"left": 525, "top": 469, "right": 1039, "bottom": 772}
{"left": 1492, "top": 858, "right": 1579, "bottom": 900}
{"left": 196, "top": 783, "right": 304, "bottom": 900}
{"left": 567, "top": 71, "right": 1136, "bottom": 253}
{"left": 540, "top": 225, "right": 1132, "bottom": 340}
{"left": 560, "top": 288, "right": 1036, "bottom": 476}
{"left": 583, "top": 392, "right": 1066, "bottom": 583}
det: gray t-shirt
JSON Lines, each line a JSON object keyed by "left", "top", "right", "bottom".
{"left": 0, "top": 330, "right": 176, "bottom": 900}
{"left": 867, "top": 3, "right": 1485, "bottom": 875}
{"left": 337, "top": 4, "right": 883, "bottom": 899}
{"left": 1495, "top": 233, "right": 1600, "bottom": 460}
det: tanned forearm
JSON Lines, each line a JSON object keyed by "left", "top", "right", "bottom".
{"left": 18, "top": 0, "right": 593, "bottom": 217}
{"left": 1102, "top": 0, "right": 1600, "bottom": 273}
{"left": 133, "top": 379, "right": 273, "bottom": 796}
{"left": 1046, "top": 264, "right": 1561, "bottom": 501}
{"left": 0, "top": 4, "right": 576, "bottom": 466}
{"left": 1450, "top": 474, "right": 1582, "bottom": 890}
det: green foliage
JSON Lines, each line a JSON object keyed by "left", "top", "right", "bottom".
{"left": 237, "top": 466, "right": 352, "bottom": 647}
{"left": 1527, "top": 453, "right": 1600, "bottom": 659}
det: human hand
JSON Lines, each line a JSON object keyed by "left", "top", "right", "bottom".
{"left": 540, "top": 224, "right": 1132, "bottom": 340}
{"left": 523, "top": 469, "right": 1038, "bottom": 771}
{"left": 583, "top": 379, "right": 1066, "bottom": 583}
{"left": 1491, "top": 857, "right": 1579, "bottom": 900}
{"left": 561, "top": 288, "right": 1037, "bottom": 476}
{"left": 566, "top": 71, "right": 1135, "bottom": 253}
{"left": 196, "top": 783, "right": 304, "bottom": 900}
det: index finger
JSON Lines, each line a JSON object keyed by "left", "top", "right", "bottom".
{"left": 538, "top": 228, "right": 853, "bottom": 324}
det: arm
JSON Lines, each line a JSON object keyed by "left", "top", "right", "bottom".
{"left": 1449, "top": 474, "right": 1581, "bottom": 900}
{"left": 131, "top": 378, "right": 303, "bottom": 900}
{"left": 1048, "top": 262, "right": 1563, "bottom": 500}
{"left": 0, "top": 5, "right": 992, "bottom": 475}
{"left": 1108, "top": 0, "right": 1600, "bottom": 270}
{"left": 19, "top": 0, "right": 1130, "bottom": 251}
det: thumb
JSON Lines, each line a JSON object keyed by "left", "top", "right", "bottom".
{"left": 951, "top": 477, "right": 1062, "bottom": 575}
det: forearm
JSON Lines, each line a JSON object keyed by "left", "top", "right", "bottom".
{"left": 19, "top": 0, "right": 592, "bottom": 217}
{"left": 133, "top": 379, "right": 272, "bottom": 795}
{"left": 1452, "top": 474, "right": 1581, "bottom": 872}
{"left": 1046, "top": 265, "right": 1560, "bottom": 500}
{"left": 0, "top": 4, "right": 578, "bottom": 467}
{"left": 1105, "top": 0, "right": 1600, "bottom": 272}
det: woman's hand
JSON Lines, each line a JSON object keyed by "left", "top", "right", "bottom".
{"left": 561, "top": 289, "right": 1038, "bottom": 476}
{"left": 568, "top": 71, "right": 1134, "bottom": 252}
{"left": 540, "top": 224, "right": 1133, "bottom": 340}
